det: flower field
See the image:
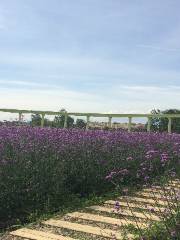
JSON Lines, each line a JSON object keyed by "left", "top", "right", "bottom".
{"left": 0, "top": 126, "right": 179, "bottom": 230}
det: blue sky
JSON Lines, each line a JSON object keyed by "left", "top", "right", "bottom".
{"left": 0, "top": 0, "right": 180, "bottom": 117}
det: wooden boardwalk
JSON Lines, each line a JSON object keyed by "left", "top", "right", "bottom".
{"left": 10, "top": 180, "right": 180, "bottom": 240}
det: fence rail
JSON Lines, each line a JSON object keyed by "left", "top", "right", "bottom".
{"left": 1, "top": 108, "right": 180, "bottom": 133}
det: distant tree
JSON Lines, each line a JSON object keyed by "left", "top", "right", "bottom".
{"left": 31, "top": 114, "right": 42, "bottom": 126}
{"left": 76, "top": 119, "right": 86, "bottom": 129}
{"left": 31, "top": 113, "right": 51, "bottom": 127}
{"left": 53, "top": 109, "right": 74, "bottom": 128}
{"left": 149, "top": 109, "right": 180, "bottom": 133}
{"left": 149, "top": 109, "right": 161, "bottom": 132}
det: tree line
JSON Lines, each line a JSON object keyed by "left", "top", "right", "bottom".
{"left": 31, "top": 109, "right": 87, "bottom": 129}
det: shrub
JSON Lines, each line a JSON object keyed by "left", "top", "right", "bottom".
{"left": 75, "top": 119, "right": 86, "bottom": 129}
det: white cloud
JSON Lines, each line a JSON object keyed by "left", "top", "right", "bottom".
{"left": 1, "top": 54, "right": 180, "bottom": 84}
{"left": 117, "top": 85, "right": 180, "bottom": 93}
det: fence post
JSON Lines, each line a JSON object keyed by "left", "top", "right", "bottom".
{"left": 147, "top": 117, "right": 151, "bottom": 132}
{"left": 64, "top": 112, "right": 68, "bottom": 128}
{"left": 108, "top": 116, "right": 112, "bottom": 128}
{"left": 128, "top": 117, "right": 132, "bottom": 132}
{"left": 86, "top": 115, "right": 90, "bottom": 130}
{"left": 18, "top": 112, "right": 22, "bottom": 123}
{"left": 168, "top": 117, "right": 172, "bottom": 133}
{"left": 41, "top": 113, "right": 45, "bottom": 127}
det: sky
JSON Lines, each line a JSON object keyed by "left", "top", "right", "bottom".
{"left": 0, "top": 0, "right": 180, "bottom": 120}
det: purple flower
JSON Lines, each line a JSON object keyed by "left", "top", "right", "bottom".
{"left": 118, "top": 168, "right": 129, "bottom": 176}
{"left": 170, "top": 231, "right": 176, "bottom": 237}
{"left": 171, "top": 172, "right": 176, "bottom": 177}
{"left": 144, "top": 176, "right": 150, "bottom": 181}
{"left": 105, "top": 171, "right": 116, "bottom": 180}
{"left": 149, "top": 208, "right": 155, "bottom": 213}
{"left": 114, "top": 201, "right": 120, "bottom": 211}
{"left": 160, "top": 153, "right": 169, "bottom": 164}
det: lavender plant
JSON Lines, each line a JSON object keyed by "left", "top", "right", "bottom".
{"left": 0, "top": 126, "right": 179, "bottom": 232}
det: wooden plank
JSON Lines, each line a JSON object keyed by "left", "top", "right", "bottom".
{"left": 10, "top": 228, "right": 76, "bottom": 240}
{"left": 119, "top": 196, "right": 169, "bottom": 206}
{"left": 44, "top": 219, "right": 134, "bottom": 240}
{"left": 168, "top": 183, "right": 180, "bottom": 188}
{"left": 66, "top": 212, "right": 147, "bottom": 228}
{"left": 87, "top": 206, "right": 160, "bottom": 221}
{"left": 105, "top": 200, "right": 166, "bottom": 212}
{"left": 144, "top": 185, "right": 179, "bottom": 192}
{"left": 135, "top": 192, "right": 173, "bottom": 200}
{"left": 142, "top": 188, "right": 178, "bottom": 193}
{"left": 136, "top": 192, "right": 179, "bottom": 204}
{"left": 171, "top": 179, "right": 180, "bottom": 184}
